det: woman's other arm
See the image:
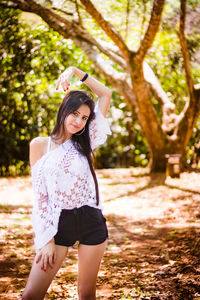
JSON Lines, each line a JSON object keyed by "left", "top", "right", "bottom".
{"left": 56, "top": 67, "right": 112, "bottom": 117}
{"left": 30, "top": 137, "right": 56, "bottom": 271}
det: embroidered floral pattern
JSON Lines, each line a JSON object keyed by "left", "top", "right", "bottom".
{"left": 31, "top": 105, "right": 111, "bottom": 249}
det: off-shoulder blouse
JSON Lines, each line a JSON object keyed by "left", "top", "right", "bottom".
{"left": 31, "top": 105, "right": 111, "bottom": 249}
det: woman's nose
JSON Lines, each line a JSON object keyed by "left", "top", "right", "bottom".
{"left": 75, "top": 116, "right": 82, "bottom": 125}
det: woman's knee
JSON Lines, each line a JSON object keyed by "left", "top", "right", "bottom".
{"left": 22, "top": 288, "right": 43, "bottom": 300}
{"left": 78, "top": 285, "right": 95, "bottom": 300}
{"left": 22, "top": 290, "right": 33, "bottom": 300}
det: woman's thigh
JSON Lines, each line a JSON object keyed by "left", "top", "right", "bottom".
{"left": 77, "top": 240, "right": 107, "bottom": 296}
{"left": 22, "top": 245, "right": 68, "bottom": 300}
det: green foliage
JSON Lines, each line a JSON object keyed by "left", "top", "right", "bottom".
{"left": 95, "top": 92, "right": 149, "bottom": 169}
{"left": 0, "top": 8, "right": 34, "bottom": 175}
{"left": 0, "top": 8, "right": 92, "bottom": 175}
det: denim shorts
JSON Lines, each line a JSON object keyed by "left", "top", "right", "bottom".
{"left": 54, "top": 205, "right": 108, "bottom": 246}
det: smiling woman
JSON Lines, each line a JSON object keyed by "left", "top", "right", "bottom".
{"left": 22, "top": 66, "right": 112, "bottom": 300}
{"left": 51, "top": 90, "right": 94, "bottom": 142}
{"left": 66, "top": 106, "right": 89, "bottom": 135}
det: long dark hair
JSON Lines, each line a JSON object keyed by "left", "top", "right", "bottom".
{"left": 51, "top": 90, "right": 99, "bottom": 205}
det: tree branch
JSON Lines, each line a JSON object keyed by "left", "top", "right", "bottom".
{"left": 143, "top": 62, "right": 169, "bottom": 107}
{"left": 143, "top": 62, "right": 182, "bottom": 138}
{"left": 0, "top": 0, "right": 27, "bottom": 9}
{"left": 79, "top": 0, "right": 131, "bottom": 62}
{"left": 1, "top": 0, "right": 128, "bottom": 70}
{"left": 52, "top": 1, "right": 127, "bottom": 69}
{"left": 0, "top": 1, "right": 18, "bottom": 9}
{"left": 194, "top": 86, "right": 200, "bottom": 111}
{"left": 52, "top": 7, "right": 74, "bottom": 16}
{"left": 75, "top": 0, "right": 82, "bottom": 26}
{"left": 93, "top": 41, "right": 127, "bottom": 70}
{"left": 141, "top": 0, "right": 147, "bottom": 39}
{"left": 137, "top": 0, "right": 165, "bottom": 63}
{"left": 125, "top": 0, "right": 130, "bottom": 42}
{"left": 73, "top": 37, "right": 136, "bottom": 108}
{"left": 179, "top": 0, "right": 194, "bottom": 99}
{"left": 0, "top": 0, "right": 134, "bottom": 108}
{"left": 173, "top": 0, "right": 200, "bottom": 146}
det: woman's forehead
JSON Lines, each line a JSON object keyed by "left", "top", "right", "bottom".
{"left": 76, "top": 104, "right": 91, "bottom": 116}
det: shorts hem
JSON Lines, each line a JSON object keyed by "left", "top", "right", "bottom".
{"left": 79, "top": 236, "right": 108, "bottom": 246}
{"left": 54, "top": 241, "right": 75, "bottom": 247}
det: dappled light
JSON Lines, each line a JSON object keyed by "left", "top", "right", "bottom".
{"left": 0, "top": 169, "right": 200, "bottom": 299}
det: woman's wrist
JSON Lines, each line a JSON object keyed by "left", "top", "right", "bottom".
{"left": 80, "top": 73, "right": 88, "bottom": 82}
{"left": 47, "top": 238, "right": 55, "bottom": 245}
{"left": 73, "top": 67, "right": 87, "bottom": 82}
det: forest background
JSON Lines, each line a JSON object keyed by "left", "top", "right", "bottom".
{"left": 0, "top": 0, "right": 200, "bottom": 176}
{"left": 0, "top": 0, "right": 200, "bottom": 298}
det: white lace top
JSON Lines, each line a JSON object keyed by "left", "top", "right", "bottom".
{"left": 31, "top": 105, "right": 111, "bottom": 249}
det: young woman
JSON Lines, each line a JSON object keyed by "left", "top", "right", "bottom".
{"left": 22, "top": 66, "right": 112, "bottom": 300}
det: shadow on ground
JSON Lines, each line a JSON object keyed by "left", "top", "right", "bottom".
{"left": 101, "top": 214, "right": 200, "bottom": 299}
{"left": 0, "top": 213, "right": 200, "bottom": 299}
{"left": 0, "top": 171, "right": 200, "bottom": 299}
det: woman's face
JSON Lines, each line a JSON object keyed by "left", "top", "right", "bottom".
{"left": 64, "top": 104, "right": 91, "bottom": 138}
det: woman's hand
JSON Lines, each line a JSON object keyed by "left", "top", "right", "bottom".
{"left": 35, "top": 238, "right": 56, "bottom": 272}
{"left": 56, "top": 67, "right": 74, "bottom": 92}
{"left": 56, "top": 66, "right": 111, "bottom": 116}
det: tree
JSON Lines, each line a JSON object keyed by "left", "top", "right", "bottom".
{"left": 1, "top": 0, "right": 200, "bottom": 171}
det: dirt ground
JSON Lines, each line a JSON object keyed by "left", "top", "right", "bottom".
{"left": 0, "top": 168, "right": 200, "bottom": 299}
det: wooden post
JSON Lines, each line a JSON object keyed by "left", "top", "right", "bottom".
{"left": 165, "top": 154, "right": 182, "bottom": 178}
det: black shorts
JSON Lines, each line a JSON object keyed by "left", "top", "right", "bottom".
{"left": 54, "top": 205, "right": 108, "bottom": 247}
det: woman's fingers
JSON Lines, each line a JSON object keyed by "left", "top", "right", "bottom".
{"left": 65, "top": 82, "right": 70, "bottom": 90}
{"left": 37, "top": 240, "right": 57, "bottom": 272}
{"left": 61, "top": 79, "right": 70, "bottom": 92}
{"left": 43, "top": 254, "right": 48, "bottom": 272}
{"left": 61, "top": 81, "right": 66, "bottom": 92}
{"left": 56, "top": 78, "right": 60, "bottom": 90}
{"left": 56, "top": 72, "right": 71, "bottom": 92}
{"left": 35, "top": 251, "right": 46, "bottom": 271}
{"left": 48, "top": 253, "right": 54, "bottom": 269}
{"left": 53, "top": 251, "right": 56, "bottom": 265}
{"left": 35, "top": 251, "right": 42, "bottom": 264}
{"left": 48, "top": 245, "right": 56, "bottom": 269}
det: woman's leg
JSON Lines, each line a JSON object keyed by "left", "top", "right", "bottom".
{"left": 77, "top": 240, "right": 107, "bottom": 300}
{"left": 22, "top": 245, "right": 68, "bottom": 300}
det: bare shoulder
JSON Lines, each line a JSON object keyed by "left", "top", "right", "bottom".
{"left": 29, "top": 136, "right": 49, "bottom": 168}
{"left": 30, "top": 136, "right": 49, "bottom": 148}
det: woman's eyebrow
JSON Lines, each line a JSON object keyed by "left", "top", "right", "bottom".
{"left": 75, "top": 110, "right": 89, "bottom": 118}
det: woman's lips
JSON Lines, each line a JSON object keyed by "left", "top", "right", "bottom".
{"left": 72, "top": 124, "right": 80, "bottom": 130}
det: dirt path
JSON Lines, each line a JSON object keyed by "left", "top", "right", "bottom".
{"left": 0, "top": 169, "right": 200, "bottom": 299}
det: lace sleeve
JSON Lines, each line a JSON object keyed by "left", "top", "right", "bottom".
{"left": 89, "top": 104, "right": 111, "bottom": 150}
{"left": 31, "top": 158, "right": 58, "bottom": 249}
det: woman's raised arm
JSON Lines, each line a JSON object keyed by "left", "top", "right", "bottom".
{"left": 56, "top": 67, "right": 112, "bottom": 117}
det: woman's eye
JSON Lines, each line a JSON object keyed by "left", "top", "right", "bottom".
{"left": 73, "top": 112, "right": 78, "bottom": 116}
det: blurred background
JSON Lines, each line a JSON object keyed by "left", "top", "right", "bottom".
{"left": 0, "top": 0, "right": 200, "bottom": 176}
